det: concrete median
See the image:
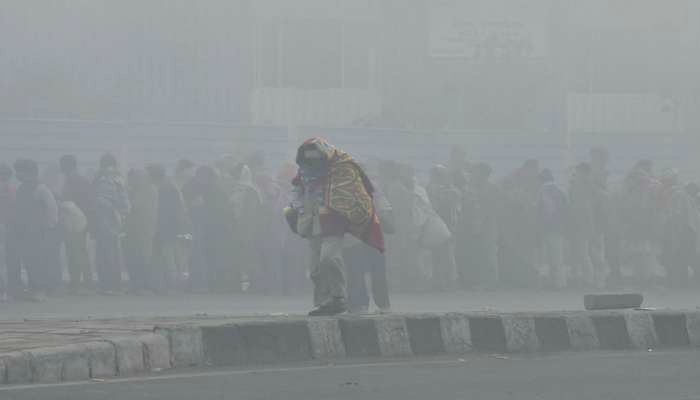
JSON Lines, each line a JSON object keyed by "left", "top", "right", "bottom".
{"left": 2, "top": 309, "right": 699, "bottom": 385}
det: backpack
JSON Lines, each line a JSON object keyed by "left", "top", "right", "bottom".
{"left": 61, "top": 201, "right": 88, "bottom": 233}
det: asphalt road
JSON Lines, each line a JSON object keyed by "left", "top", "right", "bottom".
{"left": 2, "top": 290, "right": 698, "bottom": 320}
{"left": 2, "top": 350, "right": 698, "bottom": 400}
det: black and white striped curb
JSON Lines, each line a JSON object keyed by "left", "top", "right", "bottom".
{"left": 2, "top": 310, "right": 698, "bottom": 385}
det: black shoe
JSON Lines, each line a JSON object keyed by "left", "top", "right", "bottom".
{"left": 308, "top": 306, "right": 330, "bottom": 317}
{"left": 308, "top": 298, "right": 348, "bottom": 316}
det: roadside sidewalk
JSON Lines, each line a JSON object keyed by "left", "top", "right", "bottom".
{"left": 2, "top": 309, "right": 699, "bottom": 385}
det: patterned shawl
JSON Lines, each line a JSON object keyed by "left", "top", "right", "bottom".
{"left": 294, "top": 138, "right": 384, "bottom": 252}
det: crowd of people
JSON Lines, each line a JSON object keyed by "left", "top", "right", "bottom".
{"left": 0, "top": 144, "right": 699, "bottom": 309}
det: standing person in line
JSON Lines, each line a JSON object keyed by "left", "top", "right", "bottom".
{"left": 9, "top": 159, "right": 60, "bottom": 301}
{"left": 619, "top": 161, "right": 660, "bottom": 286}
{"left": 656, "top": 169, "right": 699, "bottom": 288}
{"left": 59, "top": 155, "right": 94, "bottom": 292}
{"left": 194, "top": 165, "right": 236, "bottom": 293}
{"left": 538, "top": 169, "right": 569, "bottom": 289}
{"left": 569, "top": 162, "right": 609, "bottom": 288}
{"left": 272, "top": 163, "right": 309, "bottom": 294}
{"left": 148, "top": 164, "right": 190, "bottom": 292}
{"left": 589, "top": 147, "right": 620, "bottom": 287}
{"left": 93, "top": 154, "right": 130, "bottom": 294}
{"left": 41, "top": 163, "right": 66, "bottom": 290}
{"left": 468, "top": 163, "right": 503, "bottom": 288}
{"left": 231, "top": 164, "right": 264, "bottom": 292}
{"left": 685, "top": 182, "right": 700, "bottom": 287}
{"left": 286, "top": 138, "right": 384, "bottom": 316}
{"left": 379, "top": 161, "right": 423, "bottom": 292}
{"left": 123, "top": 168, "right": 158, "bottom": 294}
{"left": 173, "top": 160, "right": 195, "bottom": 285}
{"left": 426, "top": 165, "right": 461, "bottom": 292}
{"left": 0, "top": 163, "right": 16, "bottom": 301}
{"left": 500, "top": 160, "right": 542, "bottom": 288}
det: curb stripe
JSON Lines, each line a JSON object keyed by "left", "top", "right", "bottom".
{"left": 3, "top": 310, "right": 700, "bottom": 385}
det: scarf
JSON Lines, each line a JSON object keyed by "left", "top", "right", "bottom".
{"left": 293, "top": 138, "right": 384, "bottom": 252}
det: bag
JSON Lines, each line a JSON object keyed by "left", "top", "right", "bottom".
{"left": 61, "top": 201, "right": 88, "bottom": 234}
{"left": 419, "top": 214, "right": 452, "bottom": 248}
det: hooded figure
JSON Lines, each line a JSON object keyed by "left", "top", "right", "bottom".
{"left": 287, "top": 138, "right": 383, "bottom": 316}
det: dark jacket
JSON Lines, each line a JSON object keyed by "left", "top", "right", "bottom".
{"left": 155, "top": 180, "right": 188, "bottom": 243}
{"left": 93, "top": 168, "right": 130, "bottom": 236}
{"left": 62, "top": 172, "right": 94, "bottom": 230}
{"left": 15, "top": 181, "right": 58, "bottom": 237}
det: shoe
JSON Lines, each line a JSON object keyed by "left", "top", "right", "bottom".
{"left": 308, "top": 298, "right": 348, "bottom": 316}
{"left": 308, "top": 306, "right": 330, "bottom": 317}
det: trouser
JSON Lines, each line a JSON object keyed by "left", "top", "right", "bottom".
{"left": 5, "top": 226, "right": 21, "bottom": 296}
{"left": 309, "top": 235, "right": 346, "bottom": 307}
{"left": 541, "top": 233, "right": 566, "bottom": 288}
{"left": 455, "top": 230, "right": 479, "bottom": 287}
{"left": 571, "top": 233, "right": 609, "bottom": 288}
{"left": 201, "top": 231, "right": 238, "bottom": 293}
{"left": 478, "top": 225, "right": 500, "bottom": 288}
{"left": 189, "top": 236, "right": 208, "bottom": 292}
{"left": 65, "top": 229, "right": 91, "bottom": 285}
{"left": 6, "top": 229, "right": 57, "bottom": 294}
{"left": 605, "top": 230, "right": 623, "bottom": 281}
{"left": 154, "top": 240, "right": 179, "bottom": 290}
{"left": 343, "top": 244, "right": 390, "bottom": 310}
{"left": 188, "top": 221, "right": 209, "bottom": 291}
{"left": 0, "top": 224, "right": 7, "bottom": 295}
{"left": 175, "top": 240, "right": 191, "bottom": 282}
{"left": 95, "top": 231, "right": 122, "bottom": 290}
{"left": 628, "top": 240, "right": 658, "bottom": 281}
{"left": 432, "top": 240, "right": 457, "bottom": 290}
{"left": 431, "top": 240, "right": 458, "bottom": 291}
{"left": 124, "top": 233, "right": 153, "bottom": 291}
{"left": 695, "top": 253, "right": 700, "bottom": 286}
{"left": 661, "top": 225, "right": 696, "bottom": 288}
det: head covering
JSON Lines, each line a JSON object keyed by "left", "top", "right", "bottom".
{"left": 293, "top": 138, "right": 384, "bottom": 252}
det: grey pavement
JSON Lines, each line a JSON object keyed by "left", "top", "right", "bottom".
{"left": 2, "top": 350, "right": 698, "bottom": 400}
{"left": 2, "top": 290, "right": 699, "bottom": 321}
{"left": 1, "top": 290, "right": 697, "bottom": 354}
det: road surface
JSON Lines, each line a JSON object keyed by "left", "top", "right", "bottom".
{"left": 2, "top": 350, "right": 698, "bottom": 400}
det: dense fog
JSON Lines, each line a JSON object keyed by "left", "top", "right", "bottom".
{"left": 1, "top": 0, "right": 699, "bottom": 311}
